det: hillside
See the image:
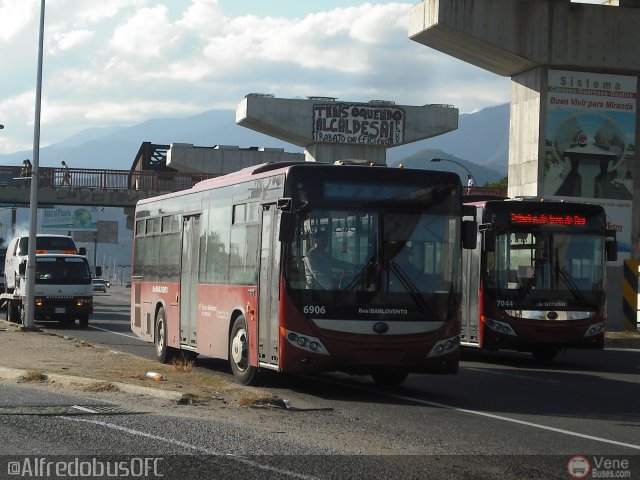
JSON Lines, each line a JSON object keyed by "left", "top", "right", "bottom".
{"left": 0, "top": 104, "right": 509, "bottom": 182}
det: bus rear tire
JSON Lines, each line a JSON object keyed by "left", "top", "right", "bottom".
{"left": 229, "top": 315, "right": 257, "bottom": 385}
{"left": 371, "top": 370, "right": 409, "bottom": 387}
{"left": 155, "top": 306, "right": 177, "bottom": 364}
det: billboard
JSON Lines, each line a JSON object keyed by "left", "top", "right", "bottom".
{"left": 41, "top": 207, "right": 97, "bottom": 230}
{"left": 543, "top": 70, "right": 637, "bottom": 260}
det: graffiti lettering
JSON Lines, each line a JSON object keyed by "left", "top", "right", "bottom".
{"left": 313, "top": 103, "right": 405, "bottom": 146}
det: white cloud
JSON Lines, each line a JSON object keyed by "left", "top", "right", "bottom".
{"left": 109, "top": 5, "right": 172, "bottom": 58}
{"left": 0, "top": 1, "right": 511, "bottom": 153}
{"left": 48, "top": 29, "right": 94, "bottom": 54}
{"left": 0, "top": 0, "right": 35, "bottom": 42}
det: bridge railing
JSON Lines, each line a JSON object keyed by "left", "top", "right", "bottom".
{"left": 0, "top": 166, "right": 219, "bottom": 192}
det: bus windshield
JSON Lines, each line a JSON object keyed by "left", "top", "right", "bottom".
{"left": 486, "top": 230, "right": 605, "bottom": 308}
{"left": 285, "top": 205, "right": 460, "bottom": 320}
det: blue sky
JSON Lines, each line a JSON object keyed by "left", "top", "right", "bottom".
{"left": 0, "top": 0, "right": 602, "bottom": 155}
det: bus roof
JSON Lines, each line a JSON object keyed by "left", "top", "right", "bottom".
{"left": 136, "top": 162, "right": 460, "bottom": 207}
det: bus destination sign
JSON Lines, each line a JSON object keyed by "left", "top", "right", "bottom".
{"left": 510, "top": 212, "right": 587, "bottom": 226}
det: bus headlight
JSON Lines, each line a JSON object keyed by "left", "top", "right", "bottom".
{"left": 427, "top": 335, "right": 460, "bottom": 358}
{"left": 282, "top": 328, "right": 329, "bottom": 356}
{"left": 584, "top": 321, "right": 606, "bottom": 337}
{"left": 485, "top": 318, "right": 517, "bottom": 336}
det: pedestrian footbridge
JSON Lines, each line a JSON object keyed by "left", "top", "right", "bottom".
{"left": 0, "top": 165, "right": 218, "bottom": 208}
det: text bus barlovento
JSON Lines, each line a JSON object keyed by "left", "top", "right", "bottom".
{"left": 461, "top": 198, "right": 617, "bottom": 362}
{"left": 131, "top": 162, "right": 476, "bottom": 385}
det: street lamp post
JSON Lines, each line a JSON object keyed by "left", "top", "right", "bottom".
{"left": 431, "top": 158, "right": 477, "bottom": 188}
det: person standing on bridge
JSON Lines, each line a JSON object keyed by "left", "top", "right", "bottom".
{"left": 20, "top": 159, "right": 32, "bottom": 178}
{"left": 61, "top": 160, "right": 71, "bottom": 187}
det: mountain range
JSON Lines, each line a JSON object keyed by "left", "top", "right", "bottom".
{"left": 0, "top": 103, "right": 509, "bottom": 186}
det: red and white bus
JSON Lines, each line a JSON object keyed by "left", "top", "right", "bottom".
{"left": 461, "top": 198, "right": 617, "bottom": 362}
{"left": 131, "top": 162, "right": 476, "bottom": 385}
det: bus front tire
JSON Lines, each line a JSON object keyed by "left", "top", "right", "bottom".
{"left": 532, "top": 347, "right": 560, "bottom": 363}
{"left": 78, "top": 315, "right": 89, "bottom": 329}
{"left": 371, "top": 370, "right": 409, "bottom": 387}
{"left": 229, "top": 315, "right": 257, "bottom": 385}
{"left": 155, "top": 307, "right": 177, "bottom": 364}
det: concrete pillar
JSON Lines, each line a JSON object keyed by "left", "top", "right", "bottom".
{"left": 236, "top": 94, "right": 459, "bottom": 165}
{"left": 409, "top": 0, "right": 640, "bottom": 330}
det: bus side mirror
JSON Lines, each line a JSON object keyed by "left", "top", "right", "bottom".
{"left": 18, "top": 262, "right": 26, "bottom": 276}
{"left": 606, "top": 240, "right": 617, "bottom": 262}
{"left": 95, "top": 266, "right": 102, "bottom": 277}
{"left": 279, "top": 212, "right": 296, "bottom": 242}
{"left": 462, "top": 220, "right": 477, "bottom": 250}
{"left": 78, "top": 247, "right": 87, "bottom": 256}
{"left": 484, "top": 229, "right": 496, "bottom": 252}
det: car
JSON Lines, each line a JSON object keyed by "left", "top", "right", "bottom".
{"left": 125, "top": 281, "right": 131, "bottom": 288}
{"left": 92, "top": 278, "right": 107, "bottom": 293}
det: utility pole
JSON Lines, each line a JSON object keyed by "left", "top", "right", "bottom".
{"left": 24, "top": 0, "right": 46, "bottom": 330}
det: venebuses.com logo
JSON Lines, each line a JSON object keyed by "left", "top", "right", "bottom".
{"left": 567, "top": 456, "right": 590, "bottom": 479}
{"left": 567, "top": 455, "right": 632, "bottom": 479}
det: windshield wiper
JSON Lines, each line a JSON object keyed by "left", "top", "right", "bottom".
{"left": 389, "top": 261, "right": 433, "bottom": 313}
{"left": 554, "top": 253, "right": 594, "bottom": 308}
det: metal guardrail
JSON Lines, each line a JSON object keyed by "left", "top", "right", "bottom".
{"left": 464, "top": 187, "right": 508, "bottom": 197}
{"left": 0, "top": 166, "right": 219, "bottom": 192}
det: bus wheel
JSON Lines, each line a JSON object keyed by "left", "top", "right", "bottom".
{"left": 78, "top": 315, "right": 89, "bottom": 329}
{"left": 532, "top": 348, "right": 560, "bottom": 363}
{"left": 229, "top": 315, "right": 257, "bottom": 385}
{"left": 371, "top": 370, "right": 409, "bottom": 387}
{"left": 155, "top": 307, "right": 176, "bottom": 364}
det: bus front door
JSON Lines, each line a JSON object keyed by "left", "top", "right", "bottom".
{"left": 258, "top": 204, "right": 281, "bottom": 368}
{"left": 180, "top": 215, "right": 200, "bottom": 349}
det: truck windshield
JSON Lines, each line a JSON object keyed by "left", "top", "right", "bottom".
{"left": 35, "top": 257, "right": 91, "bottom": 284}
{"left": 485, "top": 230, "right": 605, "bottom": 308}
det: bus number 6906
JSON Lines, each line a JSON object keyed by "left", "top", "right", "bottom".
{"left": 303, "top": 305, "right": 326, "bottom": 315}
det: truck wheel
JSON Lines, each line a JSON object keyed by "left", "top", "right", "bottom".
{"left": 229, "top": 315, "right": 258, "bottom": 385}
{"left": 155, "top": 306, "right": 177, "bottom": 363}
{"left": 7, "top": 301, "right": 19, "bottom": 324}
{"left": 78, "top": 315, "right": 89, "bottom": 329}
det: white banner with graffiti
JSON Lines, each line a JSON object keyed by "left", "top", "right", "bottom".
{"left": 312, "top": 103, "right": 405, "bottom": 145}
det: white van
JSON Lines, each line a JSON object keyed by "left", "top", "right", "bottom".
{"left": 4, "top": 234, "right": 82, "bottom": 293}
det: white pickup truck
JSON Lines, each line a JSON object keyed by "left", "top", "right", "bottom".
{"left": 2, "top": 254, "right": 93, "bottom": 327}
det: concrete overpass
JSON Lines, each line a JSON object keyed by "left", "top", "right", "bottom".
{"left": 0, "top": 165, "right": 218, "bottom": 208}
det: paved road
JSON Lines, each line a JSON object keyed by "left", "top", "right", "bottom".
{"left": 28, "top": 286, "right": 640, "bottom": 477}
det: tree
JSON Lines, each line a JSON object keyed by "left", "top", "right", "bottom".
{"left": 482, "top": 176, "right": 507, "bottom": 189}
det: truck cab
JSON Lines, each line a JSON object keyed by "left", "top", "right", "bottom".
{"left": 6, "top": 254, "right": 93, "bottom": 327}
{"left": 4, "top": 234, "right": 81, "bottom": 294}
